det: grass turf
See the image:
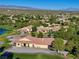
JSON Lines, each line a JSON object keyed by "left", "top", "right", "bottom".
{"left": 13, "top": 53, "right": 64, "bottom": 59}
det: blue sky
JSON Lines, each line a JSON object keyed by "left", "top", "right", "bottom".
{"left": 0, "top": 0, "right": 79, "bottom": 10}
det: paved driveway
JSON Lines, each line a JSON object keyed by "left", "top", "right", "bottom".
{"left": 5, "top": 46, "right": 57, "bottom": 54}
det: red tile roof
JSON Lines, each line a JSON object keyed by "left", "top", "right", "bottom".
{"left": 13, "top": 36, "right": 54, "bottom": 45}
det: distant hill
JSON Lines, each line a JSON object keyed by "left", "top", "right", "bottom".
{"left": 0, "top": 5, "right": 40, "bottom": 10}
{"left": 62, "top": 8, "right": 79, "bottom": 11}
{"left": 0, "top": 5, "right": 79, "bottom": 12}
{"left": 0, "top": 5, "right": 79, "bottom": 15}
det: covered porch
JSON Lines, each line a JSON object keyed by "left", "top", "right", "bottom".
{"left": 13, "top": 42, "right": 34, "bottom": 48}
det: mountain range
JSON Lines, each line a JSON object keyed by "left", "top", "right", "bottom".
{"left": 0, "top": 5, "right": 39, "bottom": 10}
{"left": 0, "top": 5, "right": 79, "bottom": 11}
{"left": 62, "top": 8, "right": 79, "bottom": 11}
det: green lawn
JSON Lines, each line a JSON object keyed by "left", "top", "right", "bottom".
{"left": 13, "top": 53, "right": 64, "bottom": 59}
{"left": 0, "top": 25, "right": 14, "bottom": 30}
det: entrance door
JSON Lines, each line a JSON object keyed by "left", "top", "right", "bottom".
{"left": 24, "top": 43, "right": 26, "bottom": 47}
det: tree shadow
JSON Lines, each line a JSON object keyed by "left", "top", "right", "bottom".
{"left": 16, "top": 57, "right": 20, "bottom": 59}
{"left": 0, "top": 52, "right": 13, "bottom": 59}
{"left": 0, "top": 47, "right": 5, "bottom": 52}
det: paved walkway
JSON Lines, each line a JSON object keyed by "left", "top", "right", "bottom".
{"left": 5, "top": 46, "right": 57, "bottom": 54}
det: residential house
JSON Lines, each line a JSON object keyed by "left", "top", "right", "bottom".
{"left": 37, "top": 26, "right": 51, "bottom": 33}
{"left": 37, "top": 24, "right": 61, "bottom": 33}
{"left": 12, "top": 36, "right": 54, "bottom": 49}
{"left": 50, "top": 23, "right": 61, "bottom": 31}
{"left": 17, "top": 25, "right": 32, "bottom": 34}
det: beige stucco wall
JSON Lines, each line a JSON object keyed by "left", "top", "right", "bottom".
{"left": 16, "top": 43, "right": 29, "bottom": 47}
{"left": 15, "top": 43, "right": 48, "bottom": 49}
{"left": 33, "top": 44, "right": 48, "bottom": 48}
{"left": 16, "top": 43, "right": 22, "bottom": 47}
{"left": 29, "top": 44, "right": 33, "bottom": 48}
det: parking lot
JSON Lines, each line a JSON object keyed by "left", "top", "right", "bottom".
{"left": 5, "top": 46, "right": 57, "bottom": 54}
